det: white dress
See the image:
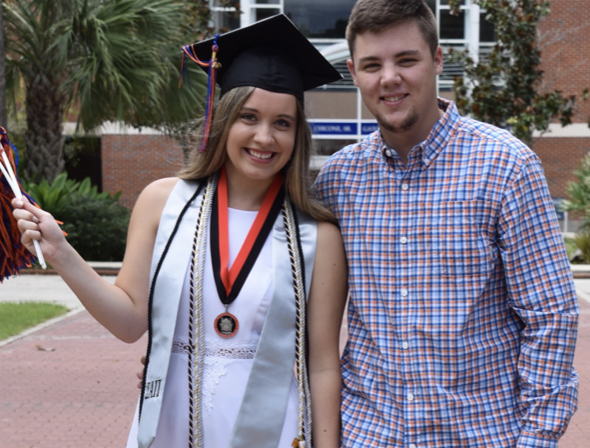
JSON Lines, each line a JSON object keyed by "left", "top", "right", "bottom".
{"left": 127, "top": 208, "right": 299, "bottom": 448}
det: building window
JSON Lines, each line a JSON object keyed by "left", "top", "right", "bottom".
{"left": 211, "top": 0, "right": 356, "bottom": 42}
{"left": 247, "top": 0, "right": 281, "bottom": 24}
{"left": 422, "top": 0, "right": 496, "bottom": 92}
{"left": 284, "top": 0, "right": 356, "bottom": 41}
{"left": 480, "top": 12, "right": 495, "bottom": 42}
{"left": 209, "top": 0, "right": 240, "bottom": 33}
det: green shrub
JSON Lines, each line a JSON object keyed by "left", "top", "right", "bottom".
{"left": 23, "top": 172, "right": 79, "bottom": 216}
{"left": 573, "top": 232, "right": 590, "bottom": 264}
{"left": 563, "top": 237, "right": 579, "bottom": 261}
{"left": 59, "top": 194, "right": 130, "bottom": 261}
{"left": 563, "top": 154, "right": 590, "bottom": 230}
{"left": 564, "top": 236, "right": 585, "bottom": 263}
{"left": 24, "top": 173, "right": 129, "bottom": 261}
{"left": 24, "top": 173, "right": 118, "bottom": 212}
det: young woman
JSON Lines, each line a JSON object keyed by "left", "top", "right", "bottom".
{"left": 12, "top": 14, "right": 346, "bottom": 448}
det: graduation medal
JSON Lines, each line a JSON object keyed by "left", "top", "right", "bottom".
{"left": 214, "top": 312, "right": 239, "bottom": 337}
{"left": 210, "top": 167, "right": 284, "bottom": 338}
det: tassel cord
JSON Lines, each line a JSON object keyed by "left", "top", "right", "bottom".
{"left": 179, "top": 35, "right": 221, "bottom": 153}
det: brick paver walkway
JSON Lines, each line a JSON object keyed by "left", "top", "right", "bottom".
{"left": 559, "top": 297, "right": 590, "bottom": 447}
{"left": 0, "top": 300, "right": 588, "bottom": 447}
{"left": 0, "top": 311, "right": 146, "bottom": 448}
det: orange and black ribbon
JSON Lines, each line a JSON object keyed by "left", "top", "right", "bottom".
{"left": 210, "top": 168, "right": 284, "bottom": 305}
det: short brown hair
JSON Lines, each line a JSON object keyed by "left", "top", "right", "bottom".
{"left": 346, "top": 0, "right": 438, "bottom": 58}
{"left": 178, "top": 86, "right": 336, "bottom": 223}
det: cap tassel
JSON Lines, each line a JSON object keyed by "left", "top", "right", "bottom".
{"left": 180, "top": 34, "right": 221, "bottom": 153}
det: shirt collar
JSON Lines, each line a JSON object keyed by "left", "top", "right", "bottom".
{"left": 422, "top": 98, "right": 460, "bottom": 167}
{"left": 378, "top": 97, "right": 460, "bottom": 168}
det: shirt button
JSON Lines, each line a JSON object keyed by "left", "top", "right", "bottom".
{"left": 402, "top": 341, "right": 409, "bottom": 349}
{"left": 401, "top": 289, "right": 408, "bottom": 297}
{"left": 400, "top": 236, "right": 407, "bottom": 244}
{"left": 409, "top": 445, "right": 417, "bottom": 448}
{"left": 401, "top": 183, "right": 409, "bottom": 190}
{"left": 385, "top": 149, "right": 392, "bottom": 157}
{"left": 407, "top": 393, "right": 414, "bottom": 401}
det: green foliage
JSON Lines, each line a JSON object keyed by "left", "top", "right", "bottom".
{"left": 563, "top": 236, "right": 581, "bottom": 262}
{"left": 0, "top": 301, "right": 68, "bottom": 340}
{"left": 563, "top": 153, "right": 590, "bottom": 227}
{"left": 573, "top": 232, "right": 590, "bottom": 264}
{"left": 58, "top": 192, "right": 130, "bottom": 261}
{"left": 23, "top": 172, "right": 116, "bottom": 216}
{"left": 3, "top": 0, "right": 209, "bottom": 182}
{"left": 61, "top": 0, "right": 209, "bottom": 132}
{"left": 562, "top": 154, "right": 590, "bottom": 263}
{"left": 447, "top": 0, "right": 586, "bottom": 146}
{"left": 24, "top": 173, "right": 129, "bottom": 261}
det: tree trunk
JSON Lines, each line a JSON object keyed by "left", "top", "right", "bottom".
{"left": 23, "top": 71, "right": 65, "bottom": 183}
{"left": 0, "top": 0, "right": 8, "bottom": 129}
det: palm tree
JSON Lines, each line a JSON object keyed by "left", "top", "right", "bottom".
{"left": 0, "top": 0, "right": 7, "bottom": 128}
{"left": 3, "top": 0, "right": 207, "bottom": 183}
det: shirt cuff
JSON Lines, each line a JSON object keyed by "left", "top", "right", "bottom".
{"left": 517, "top": 432, "right": 559, "bottom": 448}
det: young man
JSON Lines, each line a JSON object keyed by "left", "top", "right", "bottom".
{"left": 315, "top": 1, "right": 579, "bottom": 447}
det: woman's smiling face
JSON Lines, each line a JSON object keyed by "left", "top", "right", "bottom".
{"left": 224, "top": 88, "right": 297, "bottom": 186}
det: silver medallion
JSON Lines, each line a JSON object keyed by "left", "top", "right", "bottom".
{"left": 214, "top": 312, "right": 239, "bottom": 338}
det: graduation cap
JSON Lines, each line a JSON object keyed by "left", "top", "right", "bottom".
{"left": 181, "top": 14, "right": 342, "bottom": 151}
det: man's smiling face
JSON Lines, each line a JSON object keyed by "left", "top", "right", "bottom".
{"left": 347, "top": 20, "right": 443, "bottom": 151}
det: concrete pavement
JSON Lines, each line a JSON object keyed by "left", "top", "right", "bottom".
{"left": 0, "top": 274, "right": 115, "bottom": 311}
{"left": 0, "top": 272, "right": 589, "bottom": 447}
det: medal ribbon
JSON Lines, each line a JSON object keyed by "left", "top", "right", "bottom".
{"left": 211, "top": 167, "right": 284, "bottom": 305}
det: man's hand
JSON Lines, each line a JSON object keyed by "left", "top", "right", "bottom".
{"left": 137, "top": 355, "right": 146, "bottom": 389}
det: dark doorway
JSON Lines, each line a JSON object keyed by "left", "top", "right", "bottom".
{"left": 64, "top": 136, "right": 102, "bottom": 191}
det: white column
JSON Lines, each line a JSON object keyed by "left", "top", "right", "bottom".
{"left": 468, "top": 2, "right": 481, "bottom": 64}
{"left": 241, "top": 0, "right": 252, "bottom": 27}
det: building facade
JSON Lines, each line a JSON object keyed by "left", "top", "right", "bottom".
{"left": 100, "top": 0, "right": 590, "bottom": 220}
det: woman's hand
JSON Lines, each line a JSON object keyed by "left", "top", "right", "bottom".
{"left": 11, "top": 197, "right": 67, "bottom": 262}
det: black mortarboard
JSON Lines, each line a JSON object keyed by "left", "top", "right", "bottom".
{"left": 183, "top": 14, "right": 342, "bottom": 101}
{"left": 180, "top": 14, "right": 342, "bottom": 152}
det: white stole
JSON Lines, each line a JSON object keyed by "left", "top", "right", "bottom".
{"left": 137, "top": 178, "right": 317, "bottom": 448}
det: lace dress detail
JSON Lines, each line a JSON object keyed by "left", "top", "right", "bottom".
{"left": 201, "top": 335, "right": 257, "bottom": 414}
{"left": 171, "top": 341, "right": 192, "bottom": 356}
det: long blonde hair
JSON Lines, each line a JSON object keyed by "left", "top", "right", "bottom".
{"left": 178, "top": 86, "right": 336, "bottom": 224}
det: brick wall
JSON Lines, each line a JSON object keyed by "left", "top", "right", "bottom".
{"left": 532, "top": 137, "right": 590, "bottom": 198}
{"left": 539, "top": 0, "right": 590, "bottom": 122}
{"left": 101, "top": 134, "right": 185, "bottom": 209}
{"left": 531, "top": 0, "right": 590, "bottom": 202}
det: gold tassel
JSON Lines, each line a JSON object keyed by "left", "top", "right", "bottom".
{"left": 291, "top": 437, "right": 305, "bottom": 448}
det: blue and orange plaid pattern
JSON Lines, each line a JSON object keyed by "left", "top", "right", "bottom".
{"left": 315, "top": 99, "right": 579, "bottom": 448}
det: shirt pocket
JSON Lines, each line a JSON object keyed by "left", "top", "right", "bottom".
{"left": 418, "top": 201, "right": 494, "bottom": 279}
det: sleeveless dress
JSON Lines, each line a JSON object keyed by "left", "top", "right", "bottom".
{"left": 127, "top": 207, "right": 299, "bottom": 448}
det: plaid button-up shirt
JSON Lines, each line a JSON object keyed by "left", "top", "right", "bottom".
{"left": 315, "top": 99, "right": 578, "bottom": 448}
